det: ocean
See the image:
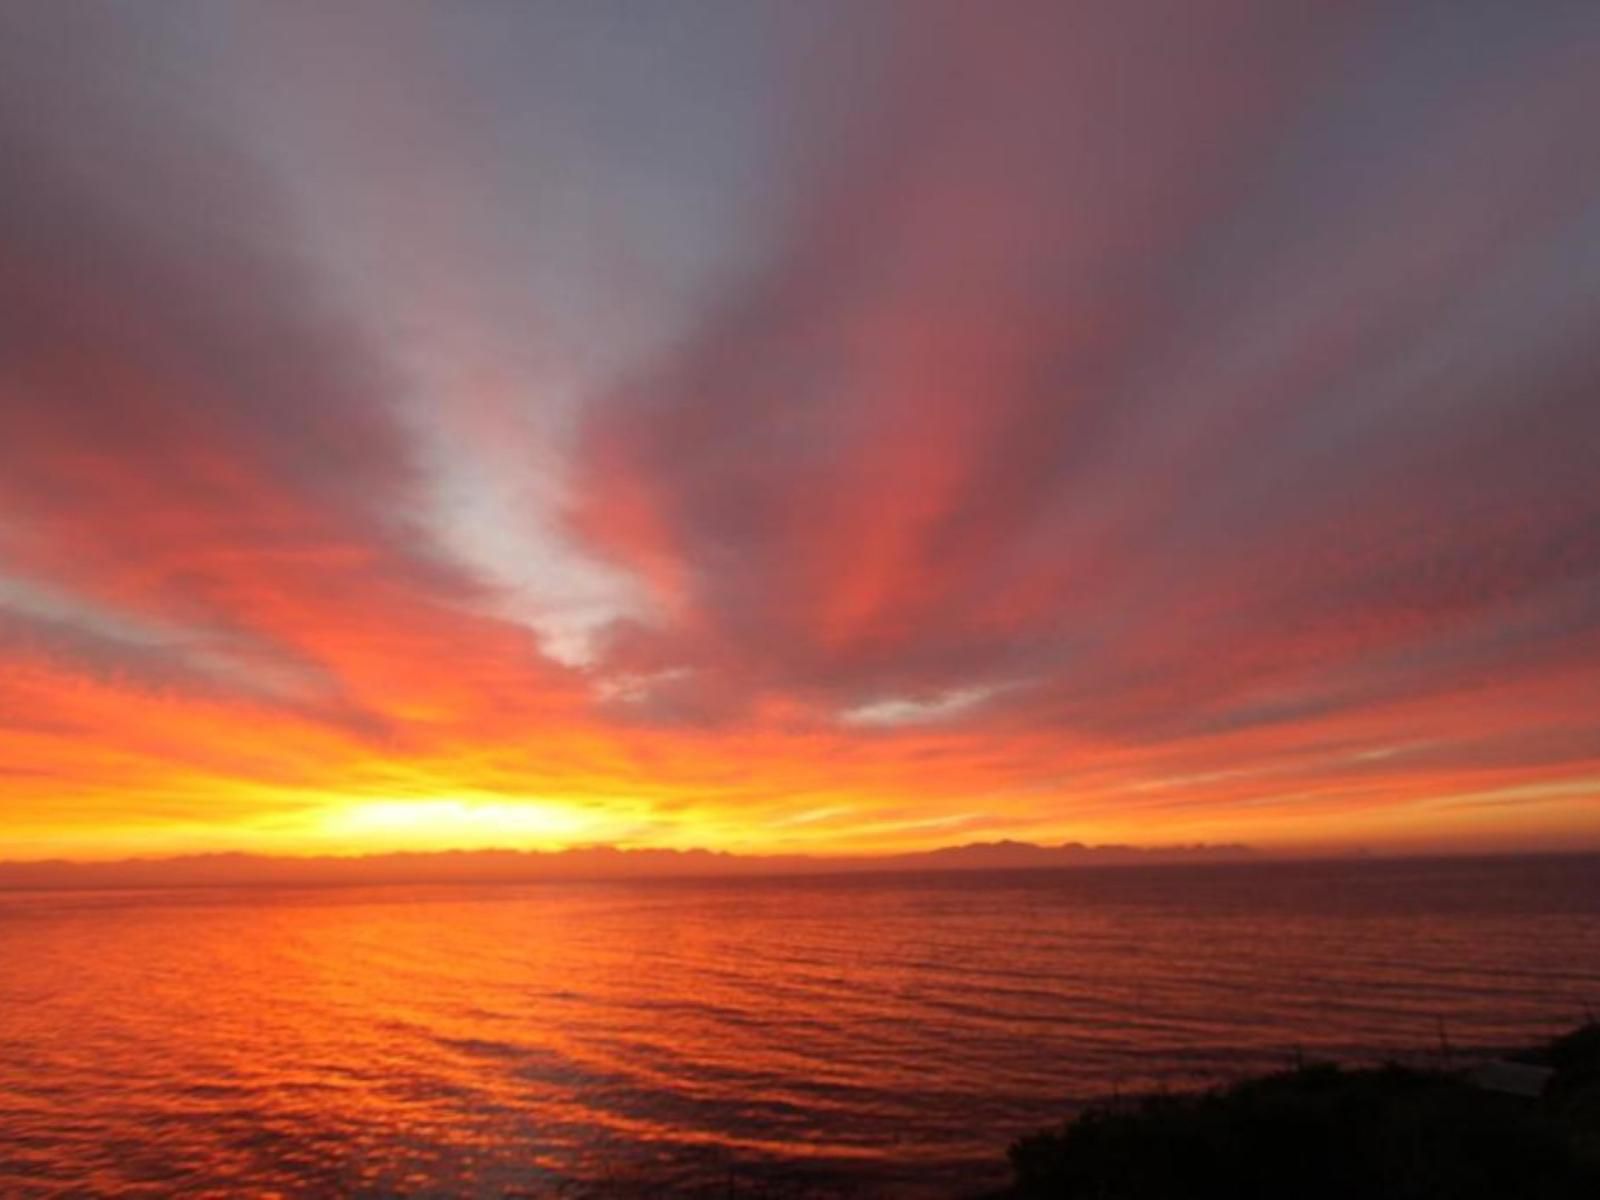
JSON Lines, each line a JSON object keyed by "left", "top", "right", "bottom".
{"left": 1, "top": 854, "right": 1596, "bottom": 1197}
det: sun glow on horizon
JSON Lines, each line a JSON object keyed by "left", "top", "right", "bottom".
{"left": 314, "top": 797, "right": 613, "bottom": 854}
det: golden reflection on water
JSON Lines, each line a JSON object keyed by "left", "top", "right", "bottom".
{"left": 2, "top": 858, "right": 1598, "bottom": 1196}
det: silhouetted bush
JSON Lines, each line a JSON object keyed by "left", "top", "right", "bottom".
{"left": 1005, "top": 1025, "right": 1600, "bottom": 1199}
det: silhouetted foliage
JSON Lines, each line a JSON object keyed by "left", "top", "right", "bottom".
{"left": 1005, "top": 1025, "right": 1600, "bottom": 1199}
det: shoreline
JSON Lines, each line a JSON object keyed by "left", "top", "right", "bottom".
{"left": 985, "top": 1021, "right": 1600, "bottom": 1198}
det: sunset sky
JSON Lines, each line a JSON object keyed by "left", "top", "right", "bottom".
{"left": 2, "top": 1, "right": 1599, "bottom": 863}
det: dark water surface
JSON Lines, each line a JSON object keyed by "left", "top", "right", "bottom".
{"left": 2, "top": 855, "right": 1597, "bottom": 1197}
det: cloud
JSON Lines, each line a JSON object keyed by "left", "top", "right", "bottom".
{"left": 0, "top": 4, "right": 588, "bottom": 843}
{"left": 3, "top": 1, "right": 1599, "bottom": 857}
{"left": 572, "top": 2, "right": 1600, "bottom": 737}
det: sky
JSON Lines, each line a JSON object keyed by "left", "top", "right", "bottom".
{"left": 2, "top": 0, "right": 1599, "bottom": 863}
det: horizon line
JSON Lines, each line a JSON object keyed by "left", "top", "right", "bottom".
{"left": 3, "top": 841, "right": 1597, "bottom": 893}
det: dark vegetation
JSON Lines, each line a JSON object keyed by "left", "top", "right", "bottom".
{"left": 1003, "top": 1023, "right": 1600, "bottom": 1199}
